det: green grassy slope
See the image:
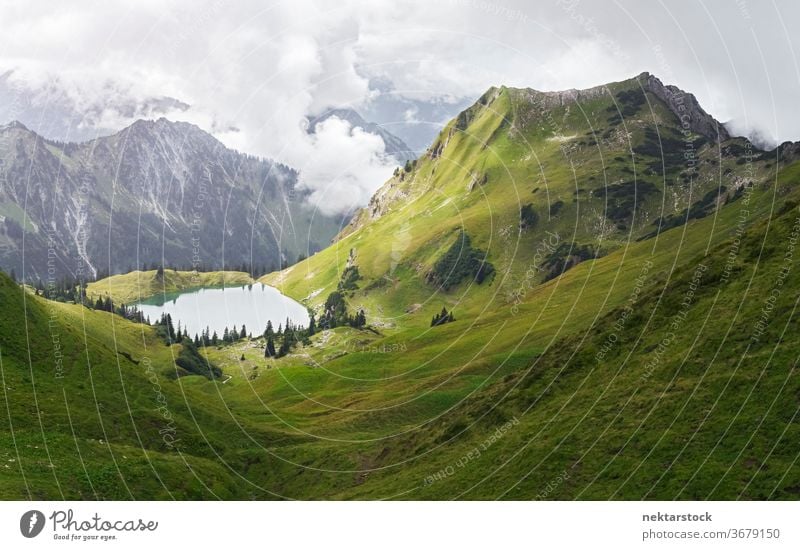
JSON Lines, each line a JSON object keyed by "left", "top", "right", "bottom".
{"left": 1, "top": 73, "right": 798, "bottom": 500}
{"left": 262, "top": 74, "right": 769, "bottom": 327}
{"left": 236, "top": 73, "right": 798, "bottom": 498}
{"left": 87, "top": 269, "right": 253, "bottom": 304}
{"left": 0, "top": 275, "right": 309, "bottom": 499}
{"left": 340, "top": 178, "right": 800, "bottom": 499}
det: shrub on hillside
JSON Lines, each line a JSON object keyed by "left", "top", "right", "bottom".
{"left": 427, "top": 231, "right": 495, "bottom": 290}
{"left": 175, "top": 339, "right": 221, "bottom": 380}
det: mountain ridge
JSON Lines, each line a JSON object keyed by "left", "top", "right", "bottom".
{"left": 0, "top": 116, "right": 342, "bottom": 279}
{"left": 252, "top": 71, "right": 800, "bottom": 498}
{"left": 333, "top": 72, "right": 756, "bottom": 244}
{"left": 1, "top": 71, "right": 799, "bottom": 500}
{"left": 487, "top": 71, "right": 729, "bottom": 139}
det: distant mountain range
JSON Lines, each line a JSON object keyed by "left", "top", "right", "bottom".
{"left": 0, "top": 70, "right": 191, "bottom": 143}
{"left": 0, "top": 70, "right": 460, "bottom": 156}
{"left": 0, "top": 118, "right": 344, "bottom": 280}
{"left": 0, "top": 74, "right": 425, "bottom": 283}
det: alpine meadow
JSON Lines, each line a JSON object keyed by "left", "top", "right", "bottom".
{"left": 1, "top": 64, "right": 799, "bottom": 502}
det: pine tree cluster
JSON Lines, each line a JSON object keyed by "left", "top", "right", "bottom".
{"left": 263, "top": 314, "right": 316, "bottom": 359}
{"left": 318, "top": 291, "right": 366, "bottom": 330}
{"left": 431, "top": 306, "right": 456, "bottom": 327}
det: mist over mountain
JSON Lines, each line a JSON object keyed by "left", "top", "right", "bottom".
{"left": 0, "top": 117, "right": 344, "bottom": 280}
{"left": 724, "top": 118, "right": 780, "bottom": 151}
{"left": 307, "top": 107, "right": 416, "bottom": 164}
{"left": 358, "top": 89, "right": 473, "bottom": 154}
{"left": 0, "top": 70, "right": 191, "bottom": 143}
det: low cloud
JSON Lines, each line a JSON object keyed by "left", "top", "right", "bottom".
{"left": 294, "top": 115, "right": 396, "bottom": 216}
{"left": 0, "top": 0, "right": 798, "bottom": 213}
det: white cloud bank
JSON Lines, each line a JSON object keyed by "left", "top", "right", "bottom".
{"left": 0, "top": 0, "right": 798, "bottom": 214}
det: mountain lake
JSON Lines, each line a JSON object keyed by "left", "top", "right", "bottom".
{"left": 135, "top": 283, "right": 309, "bottom": 338}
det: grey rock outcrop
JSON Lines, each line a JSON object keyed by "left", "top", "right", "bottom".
{"left": 640, "top": 72, "right": 729, "bottom": 142}
{"left": 501, "top": 72, "right": 729, "bottom": 142}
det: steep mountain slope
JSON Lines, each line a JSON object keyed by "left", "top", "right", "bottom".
{"left": 308, "top": 107, "right": 416, "bottom": 162}
{"left": 339, "top": 174, "right": 800, "bottom": 499}
{"left": 265, "top": 72, "right": 768, "bottom": 321}
{"left": 1, "top": 72, "right": 798, "bottom": 500}
{"left": 0, "top": 271, "right": 320, "bottom": 499}
{"left": 237, "top": 72, "right": 798, "bottom": 498}
{"left": 0, "top": 118, "right": 344, "bottom": 279}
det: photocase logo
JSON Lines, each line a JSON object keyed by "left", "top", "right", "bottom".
{"left": 20, "top": 510, "right": 45, "bottom": 538}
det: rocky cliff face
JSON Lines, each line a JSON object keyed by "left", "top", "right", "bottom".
{"left": 0, "top": 119, "right": 343, "bottom": 280}
{"left": 494, "top": 72, "right": 729, "bottom": 142}
{"left": 640, "top": 72, "right": 729, "bottom": 141}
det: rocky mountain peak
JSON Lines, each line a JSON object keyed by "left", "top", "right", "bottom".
{"left": 0, "top": 115, "right": 340, "bottom": 277}
{"left": 491, "top": 72, "right": 729, "bottom": 143}
{"left": 513, "top": 80, "right": 613, "bottom": 109}
{"left": 122, "top": 117, "right": 214, "bottom": 141}
{"left": 0, "top": 120, "right": 30, "bottom": 133}
{"left": 638, "top": 72, "right": 729, "bottom": 142}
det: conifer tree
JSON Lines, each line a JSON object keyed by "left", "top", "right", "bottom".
{"left": 277, "top": 328, "right": 294, "bottom": 357}
{"left": 166, "top": 314, "right": 176, "bottom": 342}
{"left": 431, "top": 306, "right": 455, "bottom": 327}
{"left": 308, "top": 312, "right": 316, "bottom": 336}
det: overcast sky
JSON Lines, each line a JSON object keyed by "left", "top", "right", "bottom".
{"left": 1, "top": 0, "right": 798, "bottom": 214}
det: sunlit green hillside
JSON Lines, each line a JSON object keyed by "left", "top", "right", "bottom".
{"left": 1, "top": 73, "right": 798, "bottom": 499}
